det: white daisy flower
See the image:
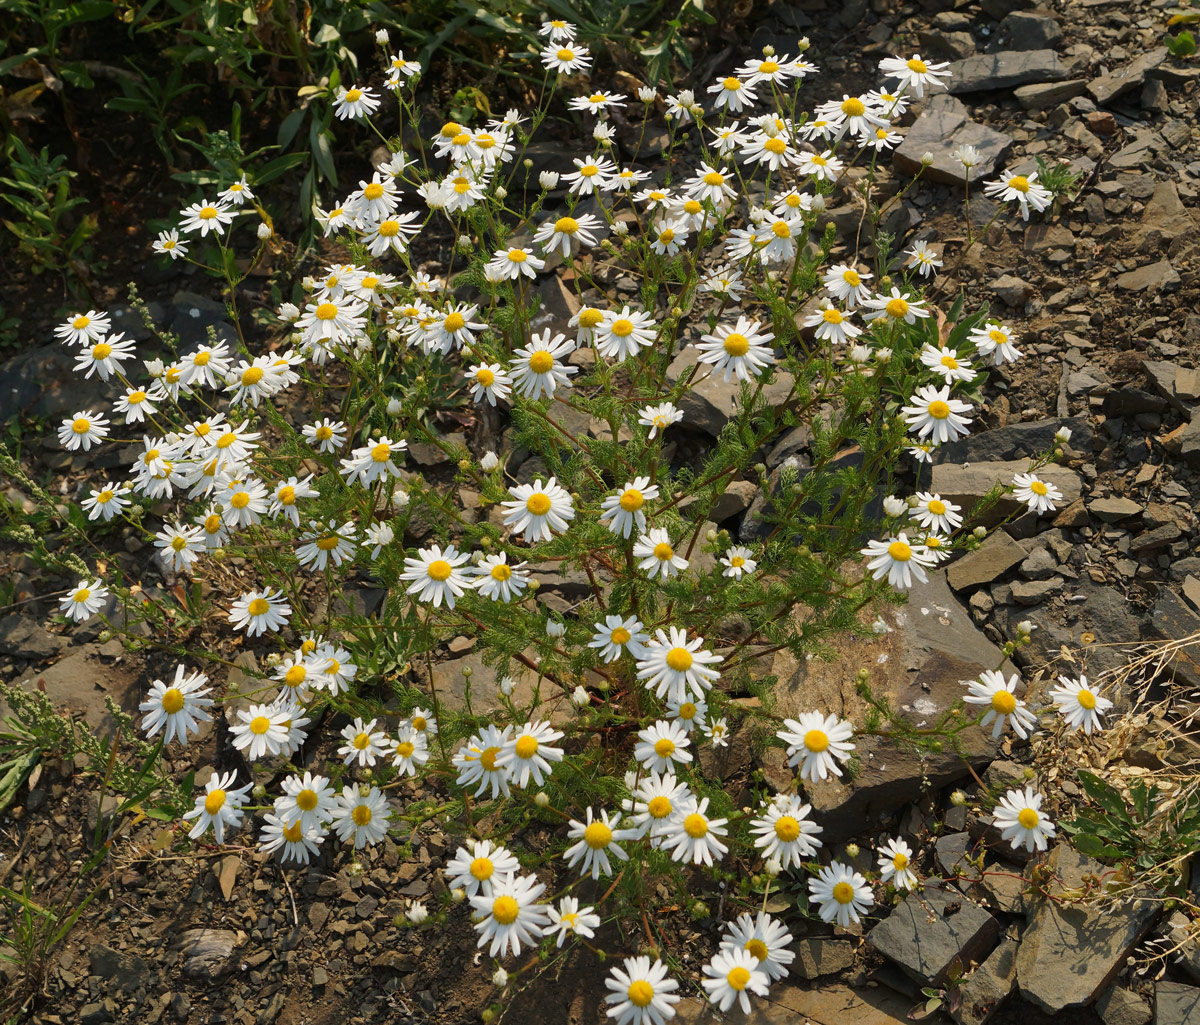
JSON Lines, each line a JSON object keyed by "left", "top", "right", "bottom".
{"left": 878, "top": 836, "right": 919, "bottom": 890}
{"left": 638, "top": 401, "right": 683, "bottom": 439}
{"left": 632, "top": 528, "right": 689, "bottom": 579}
{"left": 81, "top": 481, "right": 132, "bottom": 522}
{"left": 636, "top": 626, "right": 723, "bottom": 704}
{"left": 540, "top": 42, "right": 591, "bottom": 75}
{"left": 701, "top": 947, "right": 770, "bottom": 1014}
{"left": 55, "top": 309, "right": 111, "bottom": 345}
{"left": 139, "top": 665, "right": 213, "bottom": 746}
{"left": 600, "top": 477, "right": 660, "bottom": 539}
{"left": 339, "top": 436, "right": 408, "bottom": 487}
{"left": 594, "top": 306, "right": 657, "bottom": 362}
{"left": 154, "top": 521, "right": 206, "bottom": 574}
{"left": 183, "top": 769, "right": 251, "bottom": 843}
{"left": 563, "top": 807, "right": 634, "bottom": 880}
{"left": 1048, "top": 675, "right": 1112, "bottom": 734}
{"left": 453, "top": 724, "right": 514, "bottom": 799}
{"left": 661, "top": 796, "right": 728, "bottom": 866}
{"left": 695, "top": 316, "right": 775, "bottom": 381}
{"left": 179, "top": 198, "right": 235, "bottom": 236}
{"left": 604, "top": 956, "right": 680, "bottom": 1025}
{"left": 276, "top": 771, "right": 337, "bottom": 832}
{"left": 532, "top": 211, "right": 602, "bottom": 258}
{"left": 400, "top": 544, "right": 474, "bottom": 608}
{"left": 901, "top": 384, "right": 974, "bottom": 445}
{"left": 719, "top": 911, "right": 796, "bottom": 982}
{"left": 497, "top": 720, "right": 564, "bottom": 788}
{"left": 59, "top": 410, "right": 110, "bottom": 451}
{"left": 1012, "top": 472, "right": 1063, "bottom": 515}
{"left": 707, "top": 74, "right": 758, "bottom": 112}
{"left": 963, "top": 669, "right": 1038, "bottom": 740}
{"left": 795, "top": 148, "right": 842, "bottom": 180}
{"left": 333, "top": 84, "right": 381, "bottom": 120}
{"left": 500, "top": 477, "right": 575, "bottom": 543}
{"left": 748, "top": 795, "right": 823, "bottom": 870}
{"left": 861, "top": 533, "right": 936, "bottom": 590}
{"left": 486, "top": 247, "right": 545, "bottom": 281}
{"left": 993, "top": 786, "right": 1055, "bottom": 852}
{"left": 920, "top": 345, "right": 977, "bottom": 384}
{"left": 909, "top": 492, "right": 963, "bottom": 534}
{"left": 473, "top": 552, "right": 530, "bottom": 602}
{"left": 547, "top": 896, "right": 600, "bottom": 947}
{"left": 907, "top": 239, "right": 943, "bottom": 277}
{"left": 877, "top": 53, "right": 952, "bottom": 97}
{"left": 58, "top": 578, "right": 108, "bottom": 622}
{"left": 338, "top": 717, "right": 390, "bottom": 768}
{"left": 623, "top": 771, "right": 692, "bottom": 841}
{"left": 257, "top": 812, "right": 324, "bottom": 865}
{"left": 470, "top": 871, "right": 551, "bottom": 957}
{"left": 969, "top": 321, "right": 1023, "bottom": 365}
{"left": 808, "top": 861, "right": 873, "bottom": 926}
{"left": 862, "top": 286, "right": 930, "bottom": 325}
{"left": 666, "top": 694, "right": 707, "bottom": 734}
{"left": 776, "top": 711, "right": 855, "bottom": 781}
{"left": 303, "top": 417, "right": 347, "bottom": 453}
{"left": 510, "top": 329, "right": 579, "bottom": 399}
{"left": 720, "top": 546, "right": 757, "bottom": 579}
{"left": 330, "top": 785, "right": 390, "bottom": 848}
{"left": 634, "top": 719, "right": 693, "bottom": 773}
{"left": 588, "top": 614, "right": 649, "bottom": 662}
{"left": 74, "top": 333, "right": 136, "bottom": 381}
{"left": 984, "top": 169, "right": 1053, "bottom": 221}
{"left": 229, "top": 703, "right": 291, "bottom": 761}
{"left": 446, "top": 839, "right": 521, "bottom": 897}
{"left": 803, "top": 303, "right": 862, "bottom": 345}
{"left": 389, "top": 725, "right": 430, "bottom": 776}
{"left": 296, "top": 520, "right": 358, "bottom": 571}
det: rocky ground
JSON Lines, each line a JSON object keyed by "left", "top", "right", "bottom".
{"left": 2, "top": 0, "right": 1200, "bottom": 1023}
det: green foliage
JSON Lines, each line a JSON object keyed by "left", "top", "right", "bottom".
{"left": 1166, "top": 29, "right": 1196, "bottom": 56}
{"left": 1061, "top": 769, "right": 1200, "bottom": 875}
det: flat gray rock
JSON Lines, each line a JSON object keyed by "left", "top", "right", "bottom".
{"left": 867, "top": 882, "right": 1000, "bottom": 986}
{"left": 931, "top": 459, "right": 1083, "bottom": 527}
{"left": 1014, "top": 79, "right": 1088, "bottom": 109}
{"left": 893, "top": 94, "right": 1014, "bottom": 186}
{"left": 665, "top": 347, "right": 794, "bottom": 437}
{"left": 996, "top": 10, "right": 1062, "bottom": 50}
{"left": 947, "top": 531, "right": 1027, "bottom": 593}
{"left": 1088, "top": 48, "right": 1168, "bottom": 105}
{"left": 955, "top": 937, "right": 1018, "bottom": 1025}
{"left": 1154, "top": 982, "right": 1200, "bottom": 1025}
{"left": 1095, "top": 985, "right": 1151, "bottom": 1025}
{"left": 948, "top": 50, "right": 1068, "bottom": 93}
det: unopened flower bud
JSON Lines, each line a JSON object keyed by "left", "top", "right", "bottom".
{"left": 256, "top": 222, "right": 272, "bottom": 240}
{"left": 920, "top": 151, "right": 934, "bottom": 165}
{"left": 762, "top": 44, "right": 775, "bottom": 56}
{"left": 495, "top": 186, "right": 507, "bottom": 199}
{"left": 1054, "top": 427, "right": 1072, "bottom": 444}
{"left": 972, "top": 526, "right": 986, "bottom": 539}
{"left": 764, "top": 856, "right": 782, "bottom": 877}
{"left": 539, "top": 170, "right": 559, "bottom": 189}
{"left": 950, "top": 790, "right": 967, "bottom": 806}
{"left": 876, "top": 346, "right": 893, "bottom": 363}
{"left": 408, "top": 900, "right": 429, "bottom": 924}
{"left": 845, "top": 843, "right": 860, "bottom": 858}
{"left": 387, "top": 398, "right": 402, "bottom": 415}
{"left": 572, "top": 685, "right": 589, "bottom": 707}
{"left": 252, "top": 784, "right": 267, "bottom": 800}
{"left": 523, "top": 158, "right": 534, "bottom": 169}
{"left": 302, "top": 275, "right": 317, "bottom": 290}
{"left": 612, "top": 220, "right": 629, "bottom": 236}
{"left": 452, "top": 887, "right": 466, "bottom": 902}
{"left": 481, "top": 451, "right": 499, "bottom": 470}
{"left": 492, "top": 967, "right": 508, "bottom": 988}
{"left": 499, "top": 675, "right": 515, "bottom": 696}
{"left": 546, "top": 620, "right": 566, "bottom": 638}
{"left": 534, "top": 792, "right": 549, "bottom": 808}
{"left": 375, "top": 28, "right": 390, "bottom": 45}
{"left": 638, "top": 86, "right": 657, "bottom": 102}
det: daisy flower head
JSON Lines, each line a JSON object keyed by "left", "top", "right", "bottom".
{"left": 984, "top": 168, "right": 1052, "bottom": 221}
{"left": 1048, "top": 675, "right": 1112, "bottom": 734}
{"left": 295, "top": 519, "right": 358, "bottom": 572}
{"left": 339, "top": 435, "right": 408, "bottom": 487}
{"left": 277, "top": 771, "right": 336, "bottom": 832}
{"left": 73, "top": 332, "right": 135, "bottom": 381}
{"left": 815, "top": 93, "right": 888, "bottom": 141}
{"left": 446, "top": 839, "right": 521, "bottom": 897}
{"left": 564, "top": 155, "right": 617, "bottom": 195}
{"left": 568, "top": 305, "right": 606, "bottom": 344}
{"left": 389, "top": 724, "right": 430, "bottom": 776}
{"left": 720, "top": 545, "right": 757, "bottom": 579}
{"left": 634, "top": 719, "right": 693, "bottom": 773}
{"left": 964, "top": 669, "right": 1038, "bottom": 740}
{"left": 470, "top": 871, "right": 551, "bottom": 958}
{"left": 777, "top": 711, "right": 855, "bottom": 781}
{"left": 595, "top": 307, "right": 657, "bottom": 362}
{"left": 863, "top": 125, "right": 903, "bottom": 151}
{"left": 708, "top": 73, "right": 758, "bottom": 112}
{"left": 701, "top": 947, "right": 770, "bottom": 1014}
{"left": 878, "top": 837, "right": 918, "bottom": 890}
{"left": 901, "top": 384, "right": 974, "bottom": 445}
{"left": 803, "top": 302, "right": 862, "bottom": 346}
{"left": 268, "top": 474, "right": 318, "bottom": 527}
{"left": 220, "top": 477, "right": 269, "bottom": 529}
{"left": 796, "top": 148, "right": 842, "bottom": 181}
{"left": 695, "top": 316, "right": 776, "bottom": 382}
{"left": 539, "top": 18, "right": 575, "bottom": 42}
{"left": 112, "top": 384, "right": 163, "bottom": 425}
{"left": 359, "top": 211, "right": 423, "bottom": 257}
{"left": 541, "top": 41, "right": 591, "bottom": 75}
{"left": 501, "top": 477, "right": 575, "bottom": 543}
{"left": 862, "top": 286, "right": 930, "bottom": 325}
{"left": 400, "top": 543, "right": 473, "bottom": 609}
{"left": 738, "top": 52, "right": 803, "bottom": 85}
{"left": 649, "top": 219, "right": 688, "bottom": 257}
{"left": 498, "top": 720, "right": 564, "bottom": 788}
{"left": 333, "top": 84, "right": 381, "bottom": 120}
{"left": 588, "top": 614, "right": 649, "bottom": 662}
{"left": 624, "top": 771, "right": 692, "bottom": 841}
{"left": 749, "top": 794, "right": 823, "bottom": 870}
{"left": 154, "top": 521, "right": 206, "bottom": 574}
{"left": 486, "top": 246, "right": 545, "bottom": 281}
{"left": 295, "top": 295, "right": 368, "bottom": 349}
{"left": 861, "top": 532, "right": 936, "bottom": 590}
{"left": 258, "top": 813, "right": 324, "bottom": 866}
{"left": 907, "top": 239, "right": 943, "bottom": 277}
{"left": 699, "top": 263, "right": 745, "bottom": 300}
{"left": 229, "top": 702, "right": 291, "bottom": 761}
{"left": 183, "top": 769, "right": 251, "bottom": 843}
{"left": 604, "top": 956, "right": 680, "bottom": 1025}
{"left": 59, "top": 410, "right": 110, "bottom": 451}
{"left": 993, "top": 786, "right": 1055, "bottom": 852}
{"left": 218, "top": 174, "right": 253, "bottom": 206}
{"left": 511, "top": 330, "right": 579, "bottom": 399}
{"left": 600, "top": 477, "right": 660, "bottom": 539}
{"left": 667, "top": 693, "right": 708, "bottom": 733}
{"left": 633, "top": 528, "right": 689, "bottom": 580}
{"left": 707, "top": 720, "right": 730, "bottom": 751}
{"left": 338, "top": 716, "right": 390, "bottom": 768}
{"left": 59, "top": 579, "right": 108, "bottom": 623}
{"left": 179, "top": 198, "right": 234, "bottom": 236}
{"left": 474, "top": 552, "right": 530, "bottom": 603}
{"left": 563, "top": 807, "right": 634, "bottom": 880}
{"left": 720, "top": 911, "right": 796, "bottom": 982}
{"left": 330, "top": 784, "right": 390, "bottom": 848}
{"left": 920, "top": 344, "right": 977, "bottom": 385}
{"left": 82, "top": 481, "right": 131, "bottom": 522}
{"left": 910, "top": 492, "right": 963, "bottom": 534}
{"left": 55, "top": 309, "right": 110, "bottom": 346}
{"left": 139, "top": 665, "right": 213, "bottom": 746}
{"left": 424, "top": 303, "right": 485, "bottom": 355}
{"left": 548, "top": 896, "right": 600, "bottom": 947}
{"left": 969, "top": 320, "right": 1023, "bottom": 365}
{"left": 568, "top": 90, "right": 626, "bottom": 116}
{"left": 877, "top": 53, "right": 952, "bottom": 98}
{"left": 228, "top": 588, "right": 291, "bottom": 637}
{"left": 303, "top": 417, "right": 347, "bottom": 454}
{"left": 454, "top": 724, "right": 514, "bottom": 799}
{"left": 661, "top": 795, "right": 729, "bottom": 866}
{"left": 639, "top": 401, "right": 684, "bottom": 439}
{"left": 465, "top": 362, "right": 513, "bottom": 407}
{"left": 1012, "top": 472, "right": 1063, "bottom": 515}
{"left": 822, "top": 264, "right": 874, "bottom": 308}
{"left": 637, "top": 626, "right": 723, "bottom": 704}
{"left": 406, "top": 705, "right": 438, "bottom": 739}
{"left": 808, "top": 861, "right": 873, "bottom": 926}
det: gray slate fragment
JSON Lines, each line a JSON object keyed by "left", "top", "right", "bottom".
{"left": 1088, "top": 497, "right": 1143, "bottom": 522}
{"left": 1088, "top": 48, "right": 1168, "bottom": 105}
{"left": 947, "top": 531, "right": 1028, "bottom": 593}
{"left": 1095, "top": 985, "right": 1151, "bottom": 1025}
{"left": 791, "top": 937, "right": 856, "bottom": 979}
{"left": 867, "top": 883, "right": 1000, "bottom": 986}
{"left": 997, "top": 10, "right": 1063, "bottom": 50}
{"left": 1155, "top": 982, "right": 1200, "bottom": 1025}
{"left": 1014, "top": 79, "right": 1088, "bottom": 109}
{"left": 932, "top": 417, "right": 1092, "bottom": 464}
{"left": 893, "top": 94, "right": 1014, "bottom": 186}
{"left": 948, "top": 50, "right": 1068, "bottom": 93}
{"left": 1116, "top": 259, "right": 1181, "bottom": 293}
{"left": 954, "top": 937, "right": 1018, "bottom": 1025}
{"left": 175, "top": 929, "right": 240, "bottom": 979}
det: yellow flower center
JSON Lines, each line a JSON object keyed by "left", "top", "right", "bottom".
{"left": 584, "top": 822, "right": 612, "bottom": 849}
{"left": 353, "top": 732, "right": 371, "bottom": 750}
{"left": 247, "top": 598, "right": 269, "bottom": 616}
{"left": 804, "top": 729, "right": 829, "bottom": 752}
{"left": 760, "top": 60, "right": 779, "bottom": 73}
{"left": 730, "top": 556, "right": 745, "bottom": 567}
{"left": 893, "top": 852, "right": 909, "bottom": 870}
{"left": 823, "top": 308, "right": 844, "bottom": 324}
{"left": 396, "top": 741, "right": 415, "bottom": 758}
{"left": 526, "top": 492, "right": 552, "bottom": 515}
{"left": 475, "top": 368, "right": 496, "bottom": 387}
{"left": 73, "top": 315, "right": 90, "bottom": 329}
{"left": 444, "top": 312, "right": 465, "bottom": 332}
{"left": 249, "top": 715, "right": 271, "bottom": 735}
{"left": 216, "top": 433, "right": 236, "bottom": 449}
{"left": 296, "top": 789, "right": 318, "bottom": 811}
{"left": 161, "top": 688, "right": 185, "bottom": 714}
{"left": 832, "top": 881, "right": 855, "bottom": 904}
{"left": 427, "top": 559, "right": 452, "bottom": 581}
{"left": 241, "top": 366, "right": 265, "bottom": 388}
{"left": 842, "top": 97, "right": 866, "bottom": 117}
{"left": 723, "top": 77, "right": 741, "bottom": 91}
{"left": 991, "top": 691, "right": 1017, "bottom": 715}
{"left": 683, "top": 199, "right": 703, "bottom": 214}
{"left": 606, "top": 629, "right": 630, "bottom": 648}
{"left": 204, "top": 790, "right": 226, "bottom": 815}
{"left": 1077, "top": 689, "right": 1097, "bottom": 710}
{"left": 528, "top": 350, "right": 554, "bottom": 374}
{"left": 204, "top": 514, "right": 221, "bottom": 533}
{"left": 93, "top": 342, "right": 113, "bottom": 360}
{"left": 928, "top": 499, "right": 946, "bottom": 515}
{"left": 888, "top": 541, "right": 912, "bottom": 562}
{"left": 683, "top": 813, "right": 708, "bottom": 838}
{"left": 619, "top": 488, "right": 644, "bottom": 512}
{"left": 96, "top": 490, "right": 114, "bottom": 504}
{"left": 1008, "top": 176, "right": 1030, "bottom": 193}
{"left": 580, "top": 164, "right": 599, "bottom": 178}
{"left": 170, "top": 536, "right": 187, "bottom": 551}
{"left": 315, "top": 302, "right": 338, "bottom": 321}
{"left": 579, "top": 308, "right": 604, "bottom": 328}
{"left": 647, "top": 796, "right": 672, "bottom": 819}
{"left": 989, "top": 329, "right": 1007, "bottom": 344}
{"left": 345, "top": 88, "right": 362, "bottom": 102}
{"left": 628, "top": 981, "right": 654, "bottom": 1008}
{"left": 316, "top": 536, "right": 339, "bottom": 551}
{"left": 441, "top": 121, "right": 462, "bottom": 138}
{"left": 665, "top": 647, "right": 693, "bottom": 672}
{"left": 811, "top": 153, "right": 827, "bottom": 165}
{"left": 702, "top": 170, "right": 725, "bottom": 186}
{"left": 1030, "top": 480, "right": 1048, "bottom": 496}
{"left": 745, "top": 938, "right": 769, "bottom": 961}
{"left": 765, "top": 137, "right": 787, "bottom": 154}
{"left": 940, "top": 355, "right": 959, "bottom": 369}
{"left": 470, "top": 857, "right": 494, "bottom": 880}
{"left": 556, "top": 48, "right": 575, "bottom": 62}
{"left": 129, "top": 391, "right": 147, "bottom": 404}
{"left": 412, "top": 716, "right": 427, "bottom": 731}
{"left": 492, "top": 895, "right": 520, "bottom": 925}
{"left": 283, "top": 821, "right": 304, "bottom": 842}
{"left": 774, "top": 816, "right": 801, "bottom": 842}
{"left": 378, "top": 220, "right": 400, "bottom": 237}
{"left": 723, "top": 332, "right": 750, "bottom": 356}
{"left": 507, "top": 249, "right": 527, "bottom": 263}
{"left": 654, "top": 737, "right": 676, "bottom": 757}
{"left": 658, "top": 228, "right": 675, "bottom": 243}
{"left": 1017, "top": 808, "right": 1039, "bottom": 829}
{"left": 772, "top": 221, "right": 791, "bottom": 238}
{"left": 363, "top": 182, "right": 384, "bottom": 200}
{"left": 927, "top": 400, "right": 951, "bottom": 420}
{"left": 230, "top": 492, "right": 250, "bottom": 509}
{"left": 278, "top": 486, "right": 296, "bottom": 505}
{"left": 480, "top": 746, "right": 501, "bottom": 771}
{"left": 653, "top": 541, "right": 674, "bottom": 561}
{"left": 371, "top": 442, "right": 393, "bottom": 463}
{"left": 72, "top": 418, "right": 91, "bottom": 434}
{"left": 315, "top": 425, "right": 333, "bottom": 441}
{"left": 490, "top": 562, "right": 512, "bottom": 581}
{"left": 352, "top": 804, "right": 372, "bottom": 826}
{"left": 514, "top": 735, "right": 539, "bottom": 760}
{"left": 727, "top": 966, "right": 751, "bottom": 991}
{"left": 452, "top": 134, "right": 470, "bottom": 147}
{"left": 611, "top": 318, "right": 635, "bottom": 338}
{"left": 199, "top": 206, "right": 218, "bottom": 220}
{"left": 886, "top": 297, "right": 909, "bottom": 318}
{"left": 554, "top": 216, "right": 579, "bottom": 235}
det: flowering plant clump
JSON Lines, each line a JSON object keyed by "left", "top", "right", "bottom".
{"left": 27, "top": 22, "right": 1092, "bottom": 1017}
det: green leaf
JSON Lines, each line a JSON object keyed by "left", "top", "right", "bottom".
{"left": 1077, "top": 770, "right": 1131, "bottom": 823}
{"left": 312, "top": 23, "right": 341, "bottom": 45}
{"left": 278, "top": 107, "right": 306, "bottom": 150}
{"left": 309, "top": 122, "right": 337, "bottom": 184}
{"left": 254, "top": 152, "right": 308, "bottom": 185}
